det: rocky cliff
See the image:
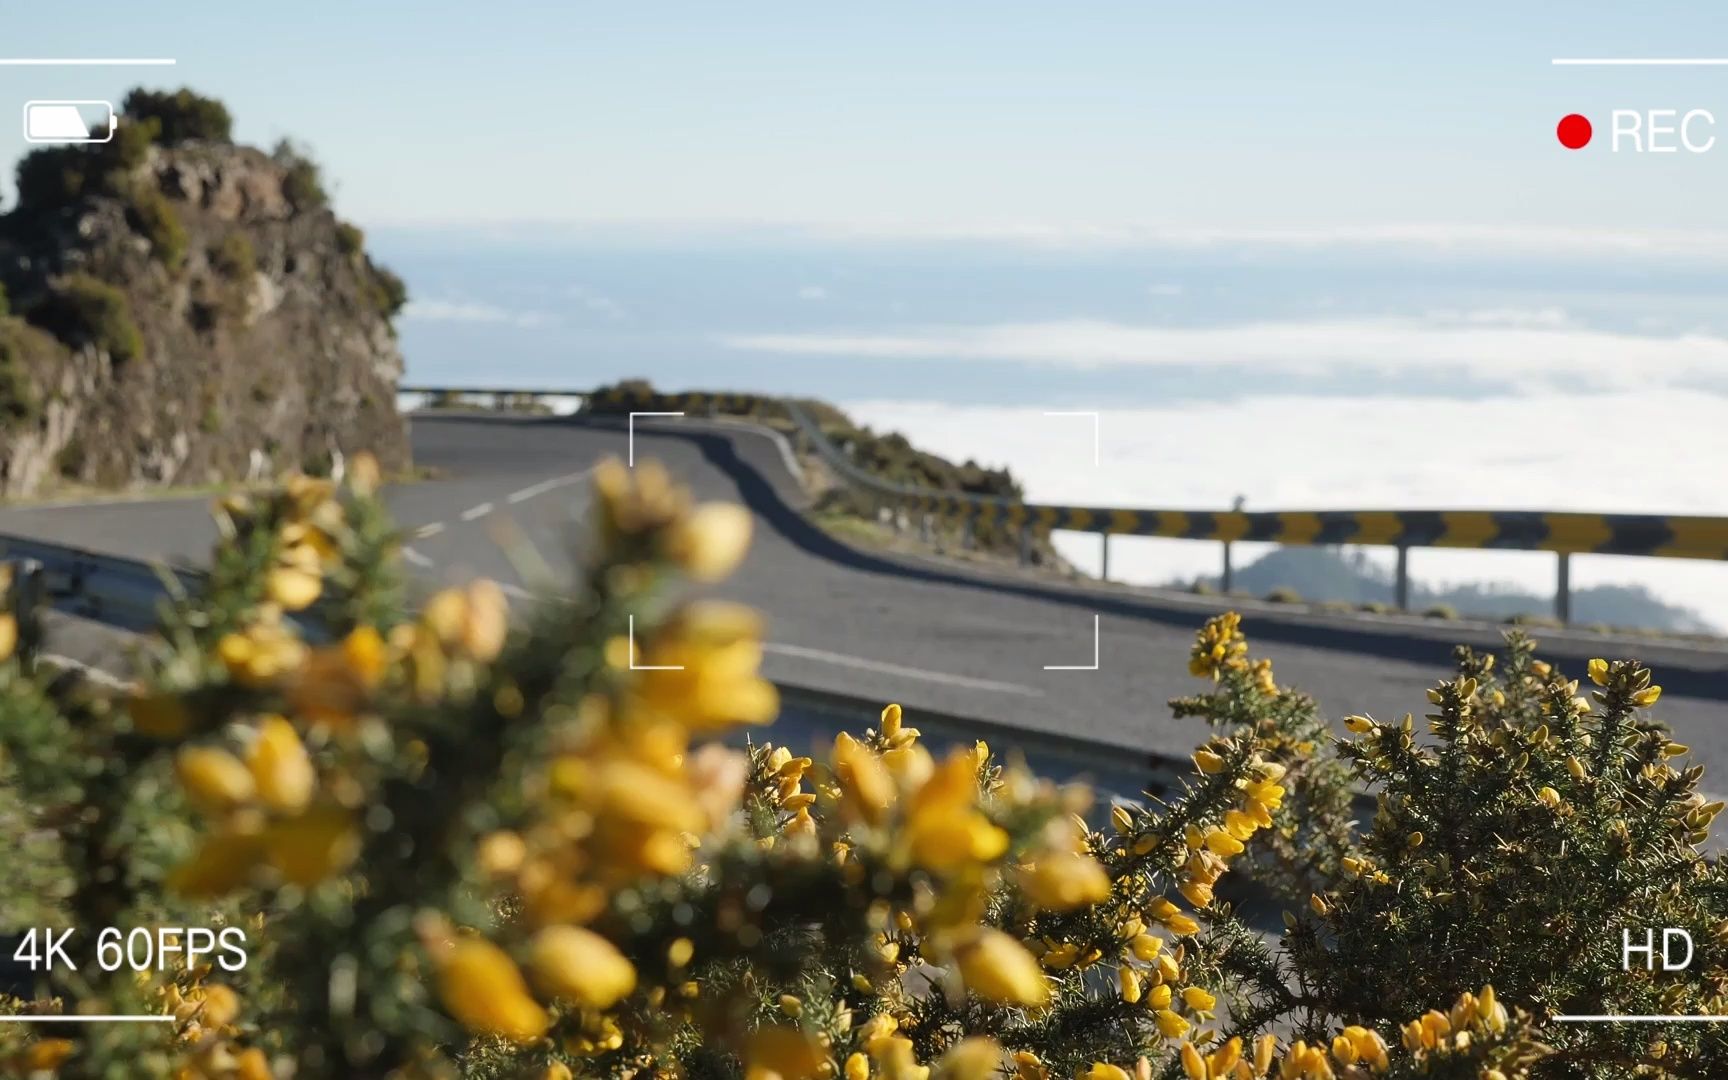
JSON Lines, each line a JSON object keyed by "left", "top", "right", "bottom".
{"left": 0, "top": 88, "right": 409, "bottom": 496}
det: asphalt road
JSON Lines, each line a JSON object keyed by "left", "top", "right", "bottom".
{"left": 3, "top": 413, "right": 1725, "bottom": 777}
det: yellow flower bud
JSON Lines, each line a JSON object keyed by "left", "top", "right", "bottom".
{"left": 201, "top": 983, "right": 241, "bottom": 1028}
{"left": 934, "top": 1037, "right": 1002, "bottom": 1080}
{"left": 746, "top": 1026, "right": 826, "bottom": 1080}
{"left": 666, "top": 502, "right": 753, "bottom": 582}
{"left": 462, "top": 579, "right": 510, "bottom": 662}
{"left": 1119, "top": 966, "right": 1142, "bottom": 1003}
{"left": 1587, "top": 658, "right": 1609, "bottom": 686}
{"left": 1129, "top": 934, "right": 1163, "bottom": 962}
{"left": 530, "top": 925, "right": 638, "bottom": 1009}
{"left": 437, "top": 939, "right": 549, "bottom": 1042}
{"left": 176, "top": 747, "right": 256, "bottom": 813}
{"left": 263, "top": 806, "right": 359, "bottom": 886}
{"left": 235, "top": 1047, "right": 273, "bottom": 1080}
{"left": 265, "top": 565, "right": 322, "bottom": 612}
{"left": 248, "top": 717, "right": 314, "bottom": 814}
{"left": 1154, "top": 1009, "right": 1190, "bottom": 1039}
{"left": 1193, "top": 749, "right": 1225, "bottom": 774}
{"left": 956, "top": 930, "right": 1050, "bottom": 1007}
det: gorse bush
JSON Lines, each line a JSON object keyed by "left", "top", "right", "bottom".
{"left": 0, "top": 461, "right": 1720, "bottom": 1078}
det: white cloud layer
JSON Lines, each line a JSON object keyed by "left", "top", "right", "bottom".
{"left": 726, "top": 312, "right": 1728, "bottom": 392}
{"left": 402, "top": 299, "right": 557, "bottom": 328}
{"left": 840, "top": 392, "right": 1728, "bottom": 629}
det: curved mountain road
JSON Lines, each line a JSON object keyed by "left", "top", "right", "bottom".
{"left": 3, "top": 413, "right": 1725, "bottom": 775}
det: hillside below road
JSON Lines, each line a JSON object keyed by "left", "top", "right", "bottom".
{"left": 2, "top": 412, "right": 1725, "bottom": 774}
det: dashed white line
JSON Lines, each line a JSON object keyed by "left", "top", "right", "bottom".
{"left": 505, "top": 470, "right": 591, "bottom": 504}
{"left": 499, "top": 582, "right": 533, "bottom": 601}
{"left": 459, "top": 503, "right": 494, "bottom": 522}
{"left": 763, "top": 642, "right": 1043, "bottom": 697}
{"left": 413, "top": 522, "right": 445, "bottom": 538}
{"left": 402, "top": 546, "right": 434, "bottom": 568}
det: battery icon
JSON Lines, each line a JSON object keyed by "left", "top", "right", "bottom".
{"left": 23, "top": 100, "right": 118, "bottom": 144}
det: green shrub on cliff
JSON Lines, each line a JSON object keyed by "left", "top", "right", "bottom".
{"left": 0, "top": 339, "right": 38, "bottom": 427}
{"left": 212, "top": 232, "right": 257, "bottom": 280}
{"left": 123, "top": 186, "right": 188, "bottom": 270}
{"left": 121, "top": 87, "right": 233, "bottom": 146}
{"left": 13, "top": 145, "right": 94, "bottom": 210}
{"left": 25, "top": 274, "right": 144, "bottom": 363}
{"left": 336, "top": 221, "right": 365, "bottom": 256}
{"left": 367, "top": 262, "right": 409, "bottom": 317}
{"left": 273, "top": 139, "right": 328, "bottom": 211}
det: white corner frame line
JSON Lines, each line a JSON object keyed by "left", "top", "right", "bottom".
{"left": 0, "top": 58, "right": 177, "bottom": 66}
{"left": 1044, "top": 614, "right": 1101, "bottom": 671}
{"left": 627, "top": 614, "right": 684, "bottom": 671}
{"left": 1042, "top": 411, "right": 1100, "bottom": 467}
{"left": 627, "top": 411, "right": 684, "bottom": 467}
{"left": 0, "top": 1015, "right": 173, "bottom": 1023}
{"left": 1553, "top": 1015, "right": 1728, "bottom": 1022}
{"left": 1551, "top": 58, "right": 1728, "bottom": 66}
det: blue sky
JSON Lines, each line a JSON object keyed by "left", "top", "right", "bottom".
{"left": 8, "top": 2, "right": 1728, "bottom": 231}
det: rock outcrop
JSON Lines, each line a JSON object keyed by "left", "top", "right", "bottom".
{"left": 0, "top": 89, "right": 409, "bottom": 496}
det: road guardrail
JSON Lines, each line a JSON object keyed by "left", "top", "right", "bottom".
{"left": 403, "top": 383, "right": 1728, "bottom": 623}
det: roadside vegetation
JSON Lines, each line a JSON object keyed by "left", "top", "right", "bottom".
{"left": 584, "top": 380, "right": 1052, "bottom": 566}
{"left": 0, "top": 460, "right": 1720, "bottom": 1078}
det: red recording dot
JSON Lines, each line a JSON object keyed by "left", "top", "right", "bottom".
{"left": 1557, "top": 113, "right": 1592, "bottom": 149}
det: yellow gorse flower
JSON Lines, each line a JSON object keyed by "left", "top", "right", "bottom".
{"left": 436, "top": 939, "right": 549, "bottom": 1043}
{"left": 529, "top": 924, "right": 637, "bottom": 1008}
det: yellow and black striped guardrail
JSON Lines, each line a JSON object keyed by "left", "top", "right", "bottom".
{"left": 410, "top": 385, "right": 1728, "bottom": 621}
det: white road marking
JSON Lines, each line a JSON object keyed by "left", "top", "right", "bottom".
{"left": 459, "top": 503, "right": 494, "bottom": 522}
{"left": 414, "top": 522, "right": 445, "bottom": 538}
{"left": 763, "top": 641, "right": 1043, "bottom": 697}
{"left": 41, "top": 652, "right": 132, "bottom": 689}
{"left": 499, "top": 582, "right": 533, "bottom": 601}
{"left": 402, "top": 546, "right": 434, "bottom": 568}
{"left": 506, "top": 468, "right": 595, "bottom": 504}
{"left": 1044, "top": 614, "right": 1101, "bottom": 671}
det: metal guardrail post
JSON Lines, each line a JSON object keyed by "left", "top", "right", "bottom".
{"left": 11, "top": 558, "right": 43, "bottom": 670}
{"left": 1556, "top": 552, "right": 1571, "bottom": 624}
{"left": 1394, "top": 545, "right": 1410, "bottom": 610}
{"left": 962, "top": 518, "right": 975, "bottom": 551}
{"left": 1101, "top": 533, "right": 1111, "bottom": 582}
{"left": 1018, "top": 524, "right": 1032, "bottom": 567}
{"left": 1221, "top": 541, "right": 1234, "bottom": 593}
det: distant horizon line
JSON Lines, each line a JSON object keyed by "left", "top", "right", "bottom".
{"left": 361, "top": 218, "right": 1728, "bottom": 257}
